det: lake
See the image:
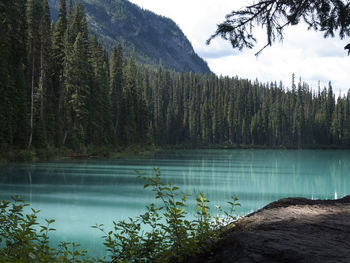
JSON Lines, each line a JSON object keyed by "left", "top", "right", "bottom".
{"left": 0, "top": 149, "right": 349, "bottom": 257}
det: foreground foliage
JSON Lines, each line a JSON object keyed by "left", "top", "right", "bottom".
{"left": 95, "top": 169, "right": 240, "bottom": 262}
{"left": 0, "top": 170, "right": 240, "bottom": 262}
{"left": 0, "top": 196, "right": 95, "bottom": 263}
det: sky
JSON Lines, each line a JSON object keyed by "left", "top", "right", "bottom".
{"left": 128, "top": 0, "right": 350, "bottom": 94}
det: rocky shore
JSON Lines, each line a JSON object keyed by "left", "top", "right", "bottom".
{"left": 192, "top": 196, "right": 350, "bottom": 263}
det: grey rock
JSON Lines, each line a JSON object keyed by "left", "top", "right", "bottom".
{"left": 192, "top": 196, "right": 350, "bottom": 263}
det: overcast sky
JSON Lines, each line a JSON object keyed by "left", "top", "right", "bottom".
{"left": 129, "top": 0, "right": 350, "bottom": 94}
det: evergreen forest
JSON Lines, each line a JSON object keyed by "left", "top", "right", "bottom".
{"left": 2, "top": 0, "right": 350, "bottom": 159}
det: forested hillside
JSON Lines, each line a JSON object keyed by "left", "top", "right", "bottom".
{"left": 1, "top": 0, "right": 350, "bottom": 160}
{"left": 47, "top": 0, "right": 211, "bottom": 74}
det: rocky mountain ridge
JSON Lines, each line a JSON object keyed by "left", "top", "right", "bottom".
{"left": 48, "top": 0, "right": 211, "bottom": 74}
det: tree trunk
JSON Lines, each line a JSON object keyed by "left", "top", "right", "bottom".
{"left": 28, "top": 55, "right": 35, "bottom": 148}
{"left": 39, "top": 45, "right": 45, "bottom": 122}
{"left": 59, "top": 74, "right": 65, "bottom": 145}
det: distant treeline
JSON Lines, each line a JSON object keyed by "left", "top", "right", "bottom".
{"left": 1, "top": 0, "right": 350, "bottom": 153}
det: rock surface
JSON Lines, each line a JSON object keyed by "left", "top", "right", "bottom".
{"left": 193, "top": 196, "right": 350, "bottom": 263}
{"left": 48, "top": 0, "right": 211, "bottom": 74}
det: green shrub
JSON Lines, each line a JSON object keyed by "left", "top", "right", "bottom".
{"left": 16, "top": 149, "right": 37, "bottom": 162}
{"left": 0, "top": 196, "right": 97, "bottom": 263}
{"left": 0, "top": 170, "right": 240, "bottom": 262}
{"left": 94, "top": 168, "right": 240, "bottom": 262}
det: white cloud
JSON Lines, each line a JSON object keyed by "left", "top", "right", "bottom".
{"left": 129, "top": 0, "right": 350, "bottom": 93}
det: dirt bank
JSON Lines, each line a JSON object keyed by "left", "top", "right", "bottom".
{"left": 192, "top": 196, "right": 350, "bottom": 263}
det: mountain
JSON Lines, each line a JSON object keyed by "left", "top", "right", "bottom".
{"left": 48, "top": 0, "right": 211, "bottom": 74}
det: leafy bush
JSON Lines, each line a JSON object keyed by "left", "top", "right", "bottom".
{"left": 16, "top": 149, "right": 38, "bottom": 162}
{"left": 0, "top": 196, "right": 96, "bottom": 263}
{"left": 94, "top": 168, "right": 240, "bottom": 262}
{"left": 0, "top": 170, "right": 240, "bottom": 262}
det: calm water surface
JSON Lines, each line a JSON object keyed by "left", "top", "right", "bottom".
{"left": 0, "top": 149, "right": 349, "bottom": 257}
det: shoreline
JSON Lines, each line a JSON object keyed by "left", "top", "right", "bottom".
{"left": 0, "top": 144, "right": 162, "bottom": 163}
{"left": 1, "top": 144, "right": 350, "bottom": 163}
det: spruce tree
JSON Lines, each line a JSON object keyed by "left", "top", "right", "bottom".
{"left": 26, "top": 0, "right": 43, "bottom": 148}
{"left": 110, "top": 44, "right": 124, "bottom": 141}
{"left": 36, "top": 0, "right": 52, "bottom": 146}
{"left": 122, "top": 56, "right": 138, "bottom": 144}
{"left": 89, "top": 35, "right": 112, "bottom": 145}
{"left": 52, "top": 0, "right": 67, "bottom": 145}
{"left": 0, "top": 1, "right": 11, "bottom": 145}
{"left": 64, "top": 32, "right": 90, "bottom": 149}
{"left": 1, "top": 0, "right": 28, "bottom": 147}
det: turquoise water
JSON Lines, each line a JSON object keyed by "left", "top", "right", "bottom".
{"left": 0, "top": 149, "right": 349, "bottom": 257}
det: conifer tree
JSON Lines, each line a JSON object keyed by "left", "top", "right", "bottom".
{"left": 64, "top": 31, "right": 90, "bottom": 149}
{"left": 52, "top": 0, "right": 67, "bottom": 145}
{"left": 122, "top": 56, "right": 138, "bottom": 144}
{"left": 0, "top": 1, "right": 11, "bottom": 145}
{"left": 26, "top": 0, "right": 43, "bottom": 148}
{"left": 36, "top": 0, "right": 52, "bottom": 146}
{"left": 110, "top": 44, "right": 124, "bottom": 140}
{"left": 0, "top": 0, "right": 27, "bottom": 147}
{"left": 89, "top": 35, "right": 112, "bottom": 145}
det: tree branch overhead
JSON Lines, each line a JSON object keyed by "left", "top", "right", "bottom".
{"left": 208, "top": 0, "right": 350, "bottom": 56}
